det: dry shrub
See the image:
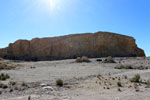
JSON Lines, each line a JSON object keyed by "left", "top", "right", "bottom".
{"left": 117, "top": 81, "right": 122, "bottom": 87}
{"left": 118, "top": 88, "right": 121, "bottom": 92}
{"left": 130, "top": 74, "right": 141, "bottom": 83}
{"left": 22, "top": 81, "right": 28, "bottom": 87}
{"left": 146, "top": 80, "right": 150, "bottom": 88}
{"left": 0, "top": 62, "right": 16, "bottom": 70}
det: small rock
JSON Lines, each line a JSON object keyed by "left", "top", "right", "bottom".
{"left": 102, "top": 56, "right": 116, "bottom": 63}
{"left": 40, "top": 83, "right": 47, "bottom": 87}
{"left": 75, "top": 57, "right": 82, "bottom": 62}
{"left": 43, "top": 86, "right": 54, "bottom": 91}
{"left": 81, "top": 56, "right": 90, "bottom": 62}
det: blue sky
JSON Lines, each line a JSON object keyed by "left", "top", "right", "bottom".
{"left": 0, "top": 0, "right": 150, "bottom": 56}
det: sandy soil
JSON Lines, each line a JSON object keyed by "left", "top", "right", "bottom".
{"left": 0, "top": 57, "right": 150, "bottom": 100}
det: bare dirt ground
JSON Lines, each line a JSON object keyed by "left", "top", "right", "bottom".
{"left": 0, "top": 57, "right": 150, "bottom": 100}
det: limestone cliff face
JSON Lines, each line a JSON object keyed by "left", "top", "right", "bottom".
{"left": 0, "top": 31, "right": 145, "bottom": 61}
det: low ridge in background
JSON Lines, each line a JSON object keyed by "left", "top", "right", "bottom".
{"left": 0, "top": 31, "right": 145, "bottom": 61}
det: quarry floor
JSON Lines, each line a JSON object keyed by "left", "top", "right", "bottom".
{"left": 0, "top": 57, "right": 150, "bottom": 100}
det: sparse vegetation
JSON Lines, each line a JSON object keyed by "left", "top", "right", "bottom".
{"left": 114, "top": 66, "right": 125, "bottom": 69}
{"left": 133, "top": 83, "right": 137, "bottom": 89}
{"left": 114, "top": 65, "right": 148, "bottom": 70}
{"left": 133, "top": 83, "right": 140, "bottom": 92}
{"left": 0, "top": 73, "right": 10, "bottom": 81}
{"left": 114, "top": 65, "right": 133, "bottom": 69}
{"left": 0, "top": 62, "right": 16, "bottom": 70}
{"left": 117, "top": 81, "right": 122, "bottom": 87}
{"left": 118, "top": 88, "right": 121, "bottom": 92}
{"left": 22, "top": 81, "right": 28, "bottom": 87}
{"left": 56, "top": 79, "right": 63, "bottom": 87}
{"left": 146, "top": 80, "right": 150, "bottom": 88}
{"left": 130, "top": 74, "right": 141, "bottom": 83}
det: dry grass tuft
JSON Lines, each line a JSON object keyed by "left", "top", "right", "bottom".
{"left": 130, "top": 74, "right": 141, "bottom": 83}
{"left": 56, "top": 79, "right": 63, "bottom": 87}
{"left": 0, "top": 62, "right": 16, "bottom": 70}
{"left": 0, "top": 73, "right": 10, "bottom": 81}
{"left": 117, "top": 81, "right": 122, "bottom": 87}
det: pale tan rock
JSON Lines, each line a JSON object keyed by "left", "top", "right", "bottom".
{"left": 75, "top": 57, "right": 82, "bottom": 62}
{"left": 102, "top": 56, "right": 116, "bottom": 63}
{"left": 81, "top": 56, "right": 90, "bottom": 62}
{"left": 0, "top": 31, "right": 145, "bottom": 61}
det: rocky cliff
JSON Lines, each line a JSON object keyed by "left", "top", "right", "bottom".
{"left": 0, "top": 31, "right": 145, "bottom": 61}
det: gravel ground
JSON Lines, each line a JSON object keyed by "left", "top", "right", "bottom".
{"left": 0, "top": 57, "right": 150, "bottom": 100}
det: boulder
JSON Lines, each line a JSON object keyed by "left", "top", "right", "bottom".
{"left": 81, "top": 56, "right": 90, "bottom": 62}
{"left": 75, "top": 57, "right": 82, "bottom": 62}
{"left": 0, "top": 31, "right": 145, "bottom": 61}
{"left": 75, "top": 56, "right": 90, "bottom": 63}
{"left": 102, "top": 56, "right": 116, "bottom": 63}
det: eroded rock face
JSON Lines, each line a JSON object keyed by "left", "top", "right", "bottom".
{"left": 0, "top": 31, "right": 145, "bottom": 61}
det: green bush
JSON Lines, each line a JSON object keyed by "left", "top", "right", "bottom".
{"left": 5, "top": 74, "right": 10, "bottom": 79}
{"left": 117, "top": 81, "right": 122, "bottom": 87}
{"left": 0, "top": 73, "right": 10, "bottom": 81}
{"left": 22, "top": 81, "right": 28, "bottom": 87}
{"left": 56, "top": 79, "right": 63, "bottom": 87}
{"left": 146, "top": 80, "right": 150, "bottom": 88}
{"left": 130, "top": 74, "right": 141, "bottom": 83}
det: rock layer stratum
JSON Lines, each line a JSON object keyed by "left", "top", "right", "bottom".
{"left": 0, "top": 31, "right": 145, "bottom": 61}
